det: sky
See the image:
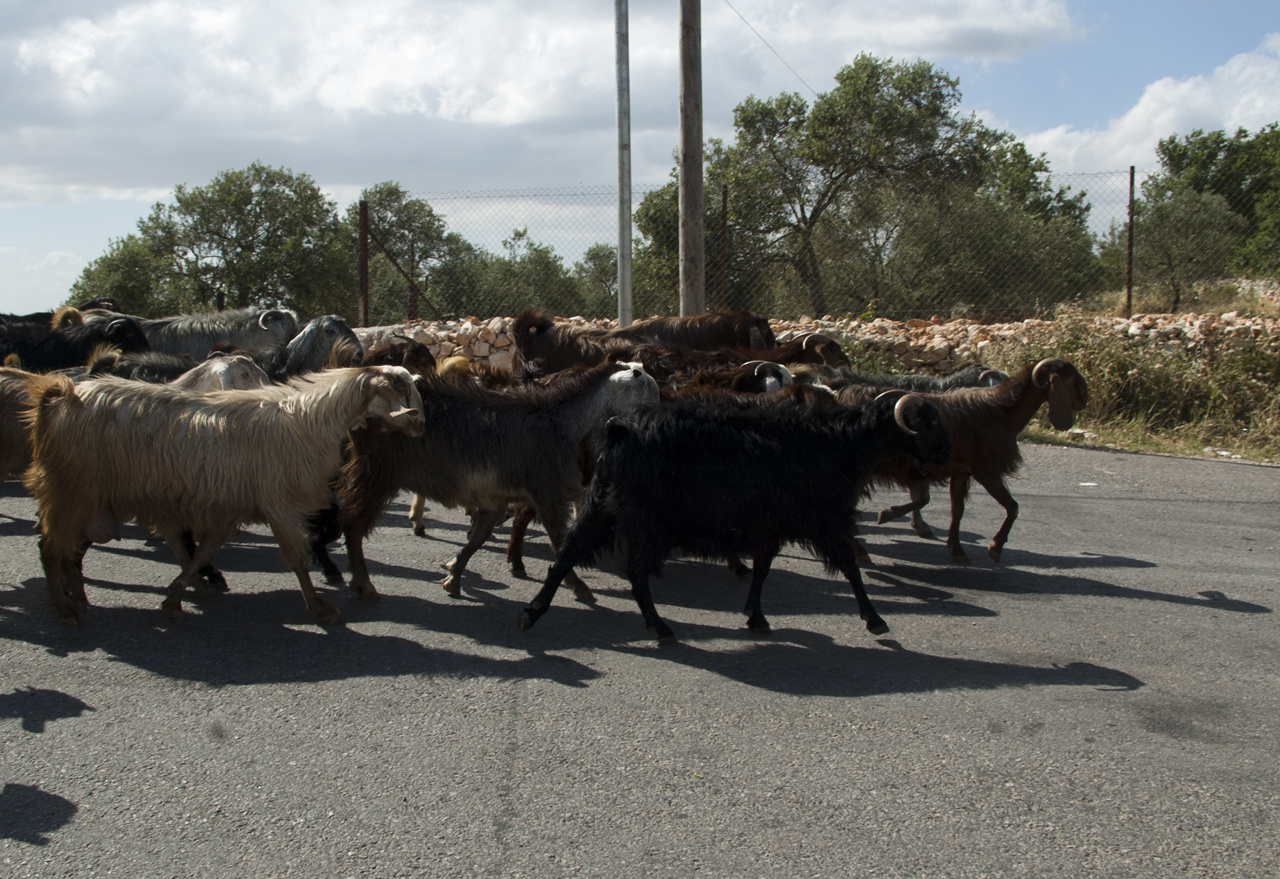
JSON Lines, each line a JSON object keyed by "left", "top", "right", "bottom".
{"left": 2, "top": 0, "right": 1279, "bottom": 314}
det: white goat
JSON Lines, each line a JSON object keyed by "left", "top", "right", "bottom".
{"left": 25, "top": 366, "right": 423, "bottom": 625}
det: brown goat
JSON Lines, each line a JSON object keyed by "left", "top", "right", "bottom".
{"left": 0, "top": 368, "right": 34, "bottom": 483}
{"left": 24, "top": 366, "right": 424, "bottom": 625}
{"left": 839, "top": 358, "right": 1088, "bottom": 564}
{"left": 513, "top": 308, "right": 776, "bottom": 373}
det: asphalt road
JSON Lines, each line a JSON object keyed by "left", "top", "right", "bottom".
{"left": 1, "top": 443, "right": 1277, "bottom": 878}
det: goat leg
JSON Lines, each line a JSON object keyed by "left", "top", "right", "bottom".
{"left": 161, "top": 531, "right": 229, "bottom": 619}
{"left": 408, "top": 492, "right": 429, "bottom": 538}
{"left": 306, "top": 503, "right": 345, "bottom": 585}
{"left": 877, "top": 484, "right": 933, "bottom": 538}
{"left": 269, "top": 519, "right": 342, "bottom": 625}
{"left": 907, "top": 483, "right": 934, "bottom": 538}
{"left": 442, "top": 508, "right": 505, "bottom": 597}
{"left": 39, "top": 537, "right": 86, "bottom": 625}
{"left": 519, "top": 500, "right": 615, "bottom": 631}
{"left": 743, "top": 546, "right": 778, "bottom": 634}
{"left": 342, "top": 525, "right": 378, "bottom": 601}
{"left": 542, "top": 512, "right": 596, "bottom": 604}
{"left": 816, "top": 533, "right": 888, "bottom": 636}
{"left": 946, "top": 475, "right": 972, "bottom": 564}
{"left": 174, "top": 529, "right": 228, "bottom": 595}
{"left": 976, "top": 474, "right": 1019, "bottom": 563}
{"left": 629, "top": 572, "right": 676, "bottom": 643}
{"left": 505, "top": 504, "right": 536, "bottom": 579}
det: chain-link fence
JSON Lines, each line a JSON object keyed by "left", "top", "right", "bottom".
{"left": 369, "top": 168, "right": 1273, "bottom": 325}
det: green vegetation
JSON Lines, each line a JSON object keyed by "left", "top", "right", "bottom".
{"left": 947, "top": 312, "right": 1280, "bottom": 463}
{"left": 62, "top": 55, "right": 1280, "bottom": 465}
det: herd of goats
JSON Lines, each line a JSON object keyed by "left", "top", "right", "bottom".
{"left": 0, "top": 297, "right": 1088, "bottom": 643}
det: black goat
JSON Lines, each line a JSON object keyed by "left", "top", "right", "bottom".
{"left": 336, "top": 361, "right": 660, "bottom": 602}
{"left": 517, "top": 391, "right": 952, "bottom": 642}
{"left": 0, "top": 314, "right": 150, "bottom": 372}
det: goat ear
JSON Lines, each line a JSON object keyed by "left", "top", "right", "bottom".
{"left": 1046, "top": 375, "right": 1076, "bottom": 430}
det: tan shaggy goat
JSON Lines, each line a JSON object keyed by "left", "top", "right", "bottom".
{"left": 24, "top": 365, "right": 424, "bottom": 625}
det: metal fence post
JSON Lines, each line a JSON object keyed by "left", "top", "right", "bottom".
{"left": 1125, "top": 166, "right": 1135, "bottom": 318}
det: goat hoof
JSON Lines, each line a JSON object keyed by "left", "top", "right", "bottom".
{"left": 746, "top": 619, "right": 772, "bottom": 635}
{"left": 56, "top": 609, "right": 81, "bottom": 626}
{"left": 161, "top": 600, "right": 183, "bottom": 620}
{"left": 322, "top": 571, "right": 345, "bottom": 586}
{"left": 865, "top": 617, "right": 889, "bottom": 636}
{"left": 412, "top": 525, "right": 427, "bottom": 538}
{"left": 517, "top": 609, "right": 536, "bottom": 632}
{"left": 509, "top": 563, "right": 527, "bottom": 579}
{"left": 441, "top": 576, "right": 462, "bottom": 598}
{"left": 913, "top": 525, "right": 935, "bottom": 539}
{"left": 876, "top": 509, "right": 895, "bottom": 525}
{"left": 649, "top": 622, "right": 677, "bottom": 643}
{"left": 987, "top": 544, "right": 1004, "bottom": 563}
{"left": 204, "top": 573, "right": 229, "bottom": 592}
{"left": 351, "top": 584, "right": 380, "bottom": 602}
{"left": 948, "top": 546, "right": 971, "bottom": 565}
{"left": 316, "top": 607, "right": 344, "bottom": 625}
{"left": 729, "top": 562, "right": 750, "bottom": 579}
{"left": 571, "top": 586, "right": 597, "bottom": 605}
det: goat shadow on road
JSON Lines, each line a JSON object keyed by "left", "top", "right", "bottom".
{"left": 0, "top": 686, "right": 95, "bottom": 733}
{"left": 509, "top": 598, "right": 1144, "bottom": 698}
{"left": 0, "top": 568, "right": 1144, "bottom": 700}
{"left": 0, "top": 576, "right": 604, "bottom": 690}
{"left": 0, "top": 783, "right": 78, "bottom": 847}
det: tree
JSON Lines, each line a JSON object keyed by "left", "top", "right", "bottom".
{"left": 134, "top": 162, "right": 354, "bottom": 317}
{"left": 1151, "top": 124, "right": 1280, "bottom": 276}
{"left": 1132, "top": 183, "right": 1245, "bottom": 312}
{"left": 572, "top": 243, "right": 619, "bottom": 318}
{"left": 344, "top": 182, "right": 447, "bottom": 322}
{"left": 69, "top": 234, "right": 188, "bottom": 317}
{"left": 473, "top": 229, "right": 584, "bottom": 319}
{"left": 634, "top": 54, "right": 1100, "bottom": 319}
{"left": 711, "top": 54, "right": 996, "bottom": 315}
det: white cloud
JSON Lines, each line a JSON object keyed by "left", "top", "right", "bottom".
{"left": 1025, "top": 33, "right": 1280, "bottom": 174}
{"left": 711, "top": 0, "right": 1076, "bottom": 66}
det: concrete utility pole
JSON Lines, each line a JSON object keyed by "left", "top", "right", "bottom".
{"left": 357, "top": 200, "right": 369, "bottom": 327}
{"left": 615, "top": 0, "right": 633, "bottom": 327}
{"left": 678, "top": 0, "right": 705, "bottom": 316}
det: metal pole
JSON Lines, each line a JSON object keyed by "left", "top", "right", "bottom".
{"left": 1125, "top": 166, "right": 1135, "bottom": 318}
{"left": 615, "top": 0, "right": 633, "bottom": 327}
{"left": 718, "top": 182, "right": 728, "bottom": 311}
{"left": 358, "top": 199, "right": 370, "bottom": 327}
{"left": 678, "top": 0, "right": 705, "bottom": 316}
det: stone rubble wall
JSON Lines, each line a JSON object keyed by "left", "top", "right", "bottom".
{"left": 356, "top": 309, "right": 1279, "bottom": 375}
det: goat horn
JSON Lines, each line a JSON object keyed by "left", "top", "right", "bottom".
{"left": 893, "top": 394, "right": 921, "bottom": 436}
{"left": 1031, "top": 358, "right": 1065, "bottom": 389}
{"left": 743, "top": 361, "right": 793, "bottom": 387}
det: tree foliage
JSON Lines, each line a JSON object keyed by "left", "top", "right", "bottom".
{"left": 344, "top": 182, "right": 447, "bottom": 323}
{"left": 634, "top": 53, "right": 1100, "bottom": 319}
{"left": 1150, "top": 124, "right": 1280, "bottom": 277}
{"left": 135, "top": 162, "right": 353, "bottom": 317}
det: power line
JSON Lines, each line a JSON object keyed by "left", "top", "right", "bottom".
{"left": 721, "top": 0, "right": 819, "bottom": 99}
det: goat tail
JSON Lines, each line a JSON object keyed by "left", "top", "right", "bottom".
{"left": 20, "top": 372, "right": 79, "bottom": 435}
{"left": 51, "top": 305, "right": 84, "bottom": 330}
